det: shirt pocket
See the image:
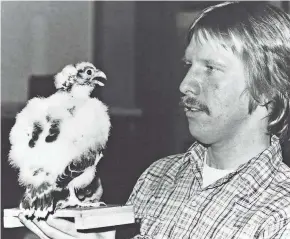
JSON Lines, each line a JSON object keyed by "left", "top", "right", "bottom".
{"left": 231, "top": 201, "right": 262, "bottom": 238}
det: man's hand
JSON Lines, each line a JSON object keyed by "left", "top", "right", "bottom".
{"left": 18, "top": 214, "right": 115, "bottom": 239}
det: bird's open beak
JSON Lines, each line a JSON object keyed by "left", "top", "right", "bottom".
{"left": 92, "top": 70, "right": 107, "bottom": 86}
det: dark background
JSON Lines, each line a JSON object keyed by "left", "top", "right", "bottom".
{"left": 2, "top": 1, "right": 290, "bottom": 239}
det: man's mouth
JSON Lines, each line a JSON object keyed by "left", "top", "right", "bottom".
{"left": 184, "top": 106, "right": 202, "bottom": 112}
{"left": 180, "top": 96, "right": 210, "bottom": 115}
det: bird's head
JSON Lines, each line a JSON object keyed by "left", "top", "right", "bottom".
{"left": 75, "top": 62, "right": 107, "bottom": 88}
{"left": 54, "top": 62, "right": 107, "bottom": 92}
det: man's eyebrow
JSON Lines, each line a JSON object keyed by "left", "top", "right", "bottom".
{"left": 200, "top": 58, "right": 226, "bottom": 67}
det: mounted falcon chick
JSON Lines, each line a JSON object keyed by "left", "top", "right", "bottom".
{"left": 9, "top": 62, "right": 111, "bottom": 219}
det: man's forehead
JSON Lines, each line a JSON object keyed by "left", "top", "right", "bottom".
{"left": 184, "top": 35, "right": 239, "bottom": 61}
{"left": 186, "top": 30, "right": 244, "bottom": 58}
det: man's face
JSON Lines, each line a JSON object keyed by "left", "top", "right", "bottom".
{"left": 180, "top": 37, "right": 260, "bottom": 145}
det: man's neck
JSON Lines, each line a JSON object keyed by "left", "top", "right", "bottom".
{"left": 206, "top": 131, "right": 271, "bottom": 170}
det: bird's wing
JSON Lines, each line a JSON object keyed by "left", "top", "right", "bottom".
{"left": 55, "top": 149, "right": 98, "bottom": 189}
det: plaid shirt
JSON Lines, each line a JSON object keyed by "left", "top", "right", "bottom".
{"left": 127, "top": 136, "right": 290, "bottom": 239}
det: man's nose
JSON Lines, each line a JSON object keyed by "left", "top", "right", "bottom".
{"left": 179, "top": 70, "right": 201, "bottom": 96}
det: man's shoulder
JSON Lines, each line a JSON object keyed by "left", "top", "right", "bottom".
{"left": 266, "top": 162, "right": 290, "bottom": 209}
{"left": 144, "top": 153, "right": 186, "bottom": 177}
{"left": 127, "top": 152, "right": 187, "bottom": 211}
{"left": 262, "top": 164, "right": 290, "bottom": 228}
{"left": 272, "top": 162, "right": 290, "bottom": 194}
{"left": 130, "top": 152, "right": 187, "bottom": 195}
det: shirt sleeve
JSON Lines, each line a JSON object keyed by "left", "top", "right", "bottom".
{"left": 120, "top": 164, "right": 157, "bottom": 239}
{"left": 125, "top": 156, "right": 173, "bottom": 207}
{"left": 274, "top": 223, "right": 290, "bottom": 239}
{"left": 126, "top": 163, "right": 152, "bottom": 206}
{"left": 258, "top": 212, "right": 290, "bottom": 239}
{"left": 263, "top": 221, "right": 290, "bottom": 239}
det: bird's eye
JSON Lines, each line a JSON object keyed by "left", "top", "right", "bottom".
{"left": 86, "top": 69, "right": 92, "bottom": 75}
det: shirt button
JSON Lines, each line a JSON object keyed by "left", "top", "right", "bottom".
{"left": 191, "top": 201, "right": 197, "bottom": 207}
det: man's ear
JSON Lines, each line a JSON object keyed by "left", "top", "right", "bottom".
{"left": 260, "top": 100, "right": 272, "bottom": 108}
{"left": 258, "top": 93, "right": 273, "bottom": 109}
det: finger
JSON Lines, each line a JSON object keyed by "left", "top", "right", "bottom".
{"left": 46, "top": 216, "right": 77, "bottom": 237}
{"left": 98, "top": 230, "right": 116, "bottom": 239}
{"left": 33, "top": 219, "right": 75, "bottom": 239}
{"left": 18, "top": 213, "right": 50, "bottom": 239}
{"left": 79, "top": 230, "right": 116, "bottom": 239}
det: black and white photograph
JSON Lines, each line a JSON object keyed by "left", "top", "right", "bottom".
{"left": 1, "top": 1, "right": 290, "bottom": 239}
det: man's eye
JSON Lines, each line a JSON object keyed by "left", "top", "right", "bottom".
{"left": 206, "top": 65, "right": 214, "bottom": 70}
{"left": 205, "top": 65, "right": 217, "bottom": 72}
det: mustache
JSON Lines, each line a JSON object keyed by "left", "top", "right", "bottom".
{"left": 179, "top": 96, "right": 210, "bottom": 115}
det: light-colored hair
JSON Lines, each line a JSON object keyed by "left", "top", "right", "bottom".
{"left": 188, "top": 2, "right": 290, "bottom": 142}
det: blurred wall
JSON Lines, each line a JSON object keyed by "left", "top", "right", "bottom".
{"left": 1, "top": 1, "right": 94, "bottom": 104}
{"left": 98, "top": 1, "right": 136, "bottom": 109}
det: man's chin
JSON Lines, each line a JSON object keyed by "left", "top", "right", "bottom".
{"left": 188, "top": 126, "right": 213, "bottom": 146}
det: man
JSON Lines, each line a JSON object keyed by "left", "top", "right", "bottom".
{"left": 19, "top": 2, "right": 290, "bottom": 238}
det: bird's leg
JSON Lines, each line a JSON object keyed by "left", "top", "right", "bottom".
{"left": 20, "top": 183, "right": 54, "bottom": 219}
{"left": 56, "top": 185, "right": 105, "bottom": 209}
{"left": 55, "top": 186, "right": 83, "bottom": 209}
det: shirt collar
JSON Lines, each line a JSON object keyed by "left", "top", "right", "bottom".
{"left": 183, "top": 141, "right": 207, "bottom": 186}
{"left": 235, "top": 135, "right": 283, "bottom": 201}
{"left": 183, "top": 135, "right": 283, "bottom": 191}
